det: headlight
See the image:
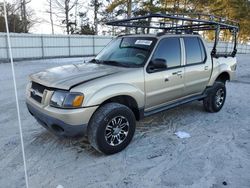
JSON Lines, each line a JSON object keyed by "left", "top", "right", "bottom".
{"left": 50, "top": 91, "right": 84, "bottom": 109}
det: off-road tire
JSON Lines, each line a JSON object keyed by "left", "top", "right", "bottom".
{"left": 87, "top": 103, "right": 136, "bottom": 155}
{"left": 203, "top": 82, "right": 226, "bottom": 113}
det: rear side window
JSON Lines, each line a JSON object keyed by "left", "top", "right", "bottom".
{"left": 152, "top": 37, "right": 181, "bottom": 68}
{"left": 184, "top": 37, "right": 206, "bottom": 65}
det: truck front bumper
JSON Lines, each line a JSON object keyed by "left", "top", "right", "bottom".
{"left": 26, "top": 99, "right": 98, "bottom": 137}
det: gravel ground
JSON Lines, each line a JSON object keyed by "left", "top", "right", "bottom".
{"left": 0, "top": 55, "right": 250, "bottom": 188}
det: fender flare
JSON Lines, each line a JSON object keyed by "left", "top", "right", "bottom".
{"left": 83, "top": 83, "right": 145, "bottom": 108}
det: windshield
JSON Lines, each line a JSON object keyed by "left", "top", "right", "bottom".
{"left": 92, "top": 37, "right": 157, "bottom": 67}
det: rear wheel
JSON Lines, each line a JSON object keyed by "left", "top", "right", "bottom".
{"left": 203, "top": 82, "right": 226, "bottom": 113}
{"left": 87, "top": 103, "right": 136, "bottom": 155}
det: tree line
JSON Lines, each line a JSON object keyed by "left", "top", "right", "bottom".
{"left": 0, "top": 0, "right": 34, "bottom": 33}
{"left": 0, "top": 0, "right": 249, "bottom": 42}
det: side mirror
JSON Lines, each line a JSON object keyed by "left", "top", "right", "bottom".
{"left": 148, "top": 58, "right": 167, "bottom": 72}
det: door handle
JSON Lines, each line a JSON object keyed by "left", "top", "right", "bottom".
{"left": 176, "top": 72, "right": 182, "bottom": 76}
{"left": 204, "top": 66, "right": 209, "bottom": 70}
{"left": 164, "top": 77, "right": 169, "bottom": 82}
{"left": 172, "top": 71, "right": 182, "bottom": 75}
{"left": 172, "top": 71, "right": 183, "bottom": 77}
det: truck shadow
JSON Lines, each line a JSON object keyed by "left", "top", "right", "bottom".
{"left": 31, "top": 101, "right": 205, "bottom": 156}
{"left": 137, "top": 101, "right": 204, "bottom": 133}
{"left": 31, "top": 130, "right": 100, "bottom": 155}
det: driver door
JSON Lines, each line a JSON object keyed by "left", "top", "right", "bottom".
{"left": 144, "top": 37, "right": 185, "bottom": 111}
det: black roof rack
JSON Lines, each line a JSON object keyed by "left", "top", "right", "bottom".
{"left": 106, "top": 13, "right": 239, "bottom": 58}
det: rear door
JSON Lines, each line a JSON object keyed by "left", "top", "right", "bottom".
{"left": 182, "top": 37, "right": 212, "bottom": 96}
{"left": 144, "top": 37, "right": 185, "bottom": 111}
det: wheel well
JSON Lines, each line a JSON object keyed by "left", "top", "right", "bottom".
{"left": 215, "top": 72, "right": 230, "bottom": 84}
{"left": 101, "top": 95, "right": 141, "bottom": 121}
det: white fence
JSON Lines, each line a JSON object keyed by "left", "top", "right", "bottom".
{"left": 0, "top": 32, "right": 249, "bottom": 62}
{"left": 206, "top": 42, "right": 250, "bottom": 54}
{"left": 0, "top": 33, "right": 113, "bottom": 61}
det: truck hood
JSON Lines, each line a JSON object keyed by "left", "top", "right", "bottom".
{"left": 29, "top": 63, "right": 125, "bottom": 90}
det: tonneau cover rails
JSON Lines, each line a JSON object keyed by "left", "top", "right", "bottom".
{"left": 106, "top": 13, "right": 239, "bottom": 58}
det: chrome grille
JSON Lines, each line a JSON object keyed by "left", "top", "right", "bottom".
{"left": 30, "top": 82, "right": 49, "bottom": 103}
{"left": 30, "top": 91, "right": 42, "bottom": 103}
{"left": 31, "top": 82, "right": 46, "bottom": 93}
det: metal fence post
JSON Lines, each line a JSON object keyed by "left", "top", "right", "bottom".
{"left": 93, "top": 35, "right": 95, "bottom": 56}
{"left": 41, "top": 35, "right": 44, "bottom": 58}
{"left": 5, "top": 33, "right": 9, "bottom": 60}
{"left": 68, "top": 35, "right": 71, "bottom": 57}
{"left": 239, "top": 44, "right": 242, "bottom": 54}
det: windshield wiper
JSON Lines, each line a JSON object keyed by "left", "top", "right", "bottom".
{"left": 90, "top": 59, "right": 140, "bottom": 68}
{"left": 103, "top": 60, "right": 142, "bottom": 68}
{"left": 101, "top": 60, "right": 127, "bottom": 67}
{"left": 89, "top": 59, "right": 103, "bottom": 64}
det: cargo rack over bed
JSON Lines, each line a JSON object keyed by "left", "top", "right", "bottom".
{"left": 106, "top": 13, "right": 239, "bottom": 58}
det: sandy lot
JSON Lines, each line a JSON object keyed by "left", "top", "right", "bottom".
{"left": 0, "top": 55, "right": 250, "bottom": 188}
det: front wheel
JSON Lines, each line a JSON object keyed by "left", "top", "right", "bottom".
{"left": 203, "top": 82, "right": 226, "bottom": 113}
{"left": 87, "top": 103, "right": 136, "bottom": 155}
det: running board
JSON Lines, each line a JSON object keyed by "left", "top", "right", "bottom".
{"left": 144, "top": 94, "right": 207, "bottom": 117}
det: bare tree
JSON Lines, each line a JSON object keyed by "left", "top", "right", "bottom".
{"left": 127, "top": 0, "right": 132, "bottom": 19}
{"left": 125, "top": 0, "right": 131, "bottom": 33}
{"left": 52, "top": 0, "right": 79, "bottom": 34}
{"left": 1, "top": 0, "right": 35, "bottom": 33}
{"left": 46, "top": 0, "right": 54, "bottom": 34}
{"left": 106, "top": 0, "right": 133, "bottom": 34}
{"left": 94, "top": 0, "right": 98, "bottom": 35}
{"left": 20, "top": 0, "right": 31, "bottom": 33}
{"left": 90, "top": 0, "right": 102, "bottom": 35}
{"left": 0, "top": 1, "right": 37, "bottom": 33}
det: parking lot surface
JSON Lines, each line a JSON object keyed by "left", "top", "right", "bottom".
{"left": 0, "top": 55, "right": 250, "bottom": 188}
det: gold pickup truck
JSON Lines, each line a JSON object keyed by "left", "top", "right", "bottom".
{"left": 26, "top": 14, "right": 238, "bottom": 154}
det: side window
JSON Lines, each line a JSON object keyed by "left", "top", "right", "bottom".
{"left": 184, "top": 37, "right": 206, "bottom": 65}
{"left": 152, "top": 37, "right": 181, "bottom": 68}
{"left": 198, "top": 38, "right": 206, "bottom": 61}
